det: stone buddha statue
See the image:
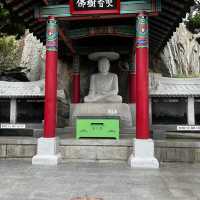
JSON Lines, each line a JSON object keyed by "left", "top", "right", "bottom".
{"left": 84, "top": 52, "right": 122, "bottom": 103}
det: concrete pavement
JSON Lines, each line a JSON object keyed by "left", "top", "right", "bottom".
{"left": 0, "top": 161, "right": 200, "bottom": 200}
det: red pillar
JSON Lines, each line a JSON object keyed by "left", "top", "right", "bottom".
{"left": 136, "top": 13, "right": 150, "bottom": 139}
{"left": 44, "top": 16, "right": 58, "bottom": 138}
{"left": 72, "top": 73, "right": 80, "bottom": 103}
{"left": 128, "top": 71, "right": 136, "bottom": 103}
{"left": 72, "top": 55, "right": 80, "bottom": 103}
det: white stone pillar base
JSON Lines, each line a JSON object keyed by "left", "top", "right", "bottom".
{"left": 128, "top": 139, "right": 159, "bottom": 169}
{"left": 32, "top": 137, "right": 61, "bottom": 165}
{"left": 187, "top": 97, "right": 195, "bottom": 125}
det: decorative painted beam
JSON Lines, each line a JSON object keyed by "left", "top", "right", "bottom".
{"left": 42, "top": 0, "right": 48, "bottom": 6}
{"left": 60, "top": 46, "right": 132, "bottom": 55}
{"left": 59, "top": 28, "right": 76, "bottom": 54}
{"left": 35, "top": 0, "right": 161, "bottom": 19}
{"left": 40, "top": 0, "right": 76, "bottom": 54}
{"left": 69, "top": 25, "right": 135, "bottom": 39}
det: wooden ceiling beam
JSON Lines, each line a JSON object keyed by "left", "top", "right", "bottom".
{"left": 12, "top": 0, "right": 32, "bottom": 11}
{"left": 42, "top": 0, "right": 48, "bottom": 6}
{"left": 149, "top": 20, "right": 171, "bottom": 31}
{"left": 59, "top": 28, "right": 76, "bottom": 54}
{"left": 151, "top": 16, "right": 174, "bottom": 27}
{"left": 40, "top": 0, "right": 76, "bottom": 55}
{"left": 5, "top": 0, "right": 21, "bottom": 5}
{"left": 162, "top": 0, "right": 184, "bottom": 9}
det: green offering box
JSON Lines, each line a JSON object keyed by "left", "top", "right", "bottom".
{"left": 76, "top": 116, "right": 120, "bottom": 140}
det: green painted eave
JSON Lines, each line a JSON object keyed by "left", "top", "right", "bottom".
{"left": 35, "top": 0, "right": 161, "bottom": 18}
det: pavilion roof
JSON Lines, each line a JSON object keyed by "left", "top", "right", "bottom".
{"left": 1, "top": 74, "right": 200, "bottom": 98}
{"left": 3, "top": 0, "right": 194, "bottom": 57}
{"left": 150, "top": 74, "right": 200, "bottom": 97}
{"left": 0, "top": 80, "right": 66, "bottom": 99}
{"left": 0, "top": 80, "right": 44, "bottom": 98}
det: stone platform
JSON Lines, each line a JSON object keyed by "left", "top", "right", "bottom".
{"left": 1, "top": 134, "right": 200, "bottom": 163}
{"left": 70, "top": 103, "right": 134, "bottom": 128}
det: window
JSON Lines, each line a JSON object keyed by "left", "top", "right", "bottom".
{"left": 152, "top": 97, "right": 187, "bottom": 124}
{"left": 0, "top": 99, "right": 10, "bottom": 123}
{"left": 195, "top": 98, "right": 200, "bottom": 125}
{"left": 17, "top": 98, "right": 44, "bottom": 123}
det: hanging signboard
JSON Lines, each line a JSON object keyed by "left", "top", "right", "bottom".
{"left": 36, "top": 0, "right": 162, "bottom": 18}
{"left": 177, "top": 126, "right": 200, "bottom": 131}
{"left": 69, "top": 0, "right": 120, "bottom": 15}
{"left": 0, "top": 124, "right": 26, "bottom": 129}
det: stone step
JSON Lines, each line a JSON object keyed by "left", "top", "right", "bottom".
{"left": 33, "top": 126, "right": 136, "bottom": 138}
{"left": 1, "top": 135, "right": 200, "bottom": 163}
{"left": 166, "top": 132, "right": 200, "bottom": 139}
{"left": 153, "top": 131, "right": 200, "bottom": 139}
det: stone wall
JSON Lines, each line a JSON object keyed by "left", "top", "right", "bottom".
{"left": 20, "top": 30, "right": 45, "bottom": 81}
{"left": 1, "top": 137, "right": 200, "bottom": 163}
{"left": 159, "top": 23, "right": 200, "bottom": 77}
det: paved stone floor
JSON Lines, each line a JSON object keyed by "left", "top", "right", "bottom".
{"left": 0, "top": 161, "right": 200, "bottom": 200}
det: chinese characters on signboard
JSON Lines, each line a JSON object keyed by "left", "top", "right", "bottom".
{"left": 76, "top": 0, "right": 115, "bottom": 9}
{"left": 70, "top": 0, "right": 120, "bottom": 14}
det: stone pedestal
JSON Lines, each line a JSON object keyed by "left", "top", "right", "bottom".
{"left": 129, "top": 139, "right": 159, "bottom": 169}
{"left": 32, "top": 137, "right": 61, "bottom": 165}
{"left": 70, "top": 103, "right": 133, "bottom": 128}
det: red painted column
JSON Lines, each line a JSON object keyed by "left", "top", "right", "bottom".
{"left": 72, "top": 73, "right": 80, "bottom": 103}
{"left": 128, "top": 71, "right": 136, "bottom": 103}
{"left": 135, "top": 13, "right": 150, "bottom": 139}
{"left": 44, "top": 16, "right": 58, "bottom": 138}
{"left": 72, "top": 55, "right": 80, "bottom": 103}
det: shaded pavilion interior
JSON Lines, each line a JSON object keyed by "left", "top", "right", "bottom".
{"left": 2, "top": 0, "right": 194, "bottom": 109}
{"left": 1, "top": 0, "right": 195, "bottom": 127}
{"left": 1, "top": 0, "right": 194, "bottom": 122}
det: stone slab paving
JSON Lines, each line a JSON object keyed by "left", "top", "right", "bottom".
{"left": 0, "top": 161, "right": 200, "bottom": 200}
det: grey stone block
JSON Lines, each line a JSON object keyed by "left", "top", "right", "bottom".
{"left": 194, "top": 149, "right": 200, "bottom": 162}
{"left": 96, "top": 146, "right": 129, "bottom": 160}
{"left": 6, "top": 145, "right": 36, "bottom": 158}
{"left": 0, "top": 145, "right": 6, "bottom": 157}
{"left": 60, "top": 137, "right": 133, "bottom": 146}
{"left": 155, "top": 147, "right": 195, "bottom": 162}
{"left": 153, "top": 131, "right": 167, "bottom": 139}
{"left": 33, "top": 129, "right": 43, "bottom": 138}
{"left": 60, "top": 146, "right": 97, "bottom": 160}
{"left": 61, "top": 145, "right": 130, "bottom": 161}
{"left": 0, "top": 137, "right": 37, "bottom": 145}
{"left": 70, "top": 103, "right": 133, "bottom": 128}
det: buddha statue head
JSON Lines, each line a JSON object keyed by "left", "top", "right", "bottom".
{"left": 98, "top": 57, "right": 110, "bottom": 74}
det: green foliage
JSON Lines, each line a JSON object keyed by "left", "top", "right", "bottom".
{"left": 0, "top": 6, "right": 9, "bottom": 18}
{"left": 188, "top": 13, "right": 200, "bottom": 29}
{"left": 0, "top": 6, "right": 25, "bottom": 38}
{"left": 174, "top": 73, "right": 200, "bottom": 78}
{"left": 0, "top": 36, "right": 22, "bottom": 72}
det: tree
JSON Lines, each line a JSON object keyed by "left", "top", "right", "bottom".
{"left": 0, "top": 36, "right": 22, "bottom": 72}
{"left": 0, "top": 4, "right": 25, "bottom": 38}
{"left": 186, "top": 1, "right": 200, "bottom": 34}
{"left": 0, "top": 3, "right": 25, "bottom": 73}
